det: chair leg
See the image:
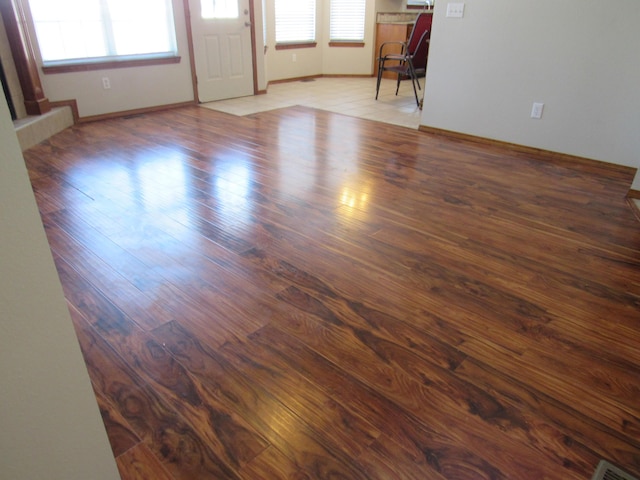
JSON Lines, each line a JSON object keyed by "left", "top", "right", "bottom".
{"left": 410, "top": 78, "right": 419, "bottom": 106}
{"left": 375, "top": 59, "right": 384, "bottom": 100}
{"left": 407, "top": 62, "right": 420, "bottom": 107}
{"left": 395, "top": 73, "right": 401, "bottom": 96}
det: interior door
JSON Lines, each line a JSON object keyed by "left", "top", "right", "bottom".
{"left": 189, "top": 0, "right": 254, "bottom": 102}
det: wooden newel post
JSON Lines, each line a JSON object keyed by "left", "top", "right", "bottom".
{"left": 0, "top": 0, "right": 50, "bottom": 116}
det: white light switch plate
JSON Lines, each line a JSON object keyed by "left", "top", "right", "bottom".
{"left": 531, "top": 102, "right": 544, "bottom": 119}
{"left": 446, "top": 2, "right": 465, "bottom": 18}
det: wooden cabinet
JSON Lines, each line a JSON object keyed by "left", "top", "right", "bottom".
{"left": 374, "top": 23, "right": 413, "bottom": 79}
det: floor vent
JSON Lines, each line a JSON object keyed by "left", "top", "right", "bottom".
{"left": 592, "top": 460, "right": 639, "bottom": 480}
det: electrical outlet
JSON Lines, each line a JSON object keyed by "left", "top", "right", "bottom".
{"left": 531, "top": 102, "right": 544, "bottom": 119}
{"left": 102, "top": 77, "right": 111, "bottom": 90}
{"left": 446, "top": 2, "right": 465, "bottom": 18}
{"left": 292, "top": 54, "right": 297, "bottom": 62}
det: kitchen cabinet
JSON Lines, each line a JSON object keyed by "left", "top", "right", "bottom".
{"left": 374, "top": 23, "right": 413, "bottom": 79}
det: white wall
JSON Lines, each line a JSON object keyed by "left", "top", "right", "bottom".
{"left": 321, "top": 0, "right": 378, "bottom": 75}
{"left": 421, "top": 0, "right": 640, "bottom": 168}
{"left": 31, "top": 0, "right": 194, "bottom": 118}
{"left": 263, "top": 0, "right": 324, "bottom": 81}
{"left": 0, "top": 96, "right": 120, "bottom": 479}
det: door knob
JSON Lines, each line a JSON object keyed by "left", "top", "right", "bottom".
{"left": 245, "top": 21, "right": 252, "bottom": 27}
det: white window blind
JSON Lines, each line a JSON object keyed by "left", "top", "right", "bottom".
{"left": 330, "top": 0, "right": 365, "bottom": 42}
{"left": 27, "top": 0, "right": 177, "bottom": 64}
{"left": 275, "top": 0, "right": 316, "bottom": 44}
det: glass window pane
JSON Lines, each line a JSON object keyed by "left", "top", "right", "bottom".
{"left": 29, "top": 0, "right": 106, "bottom": 61}
{"left": 201, "top": 0, "right": 239, "bottom": 19}
{"left": 27, "top": 0, "right": 177, "bottom": 63}
{"left": 108, "top": 0, "right": 176, "bottom": 55}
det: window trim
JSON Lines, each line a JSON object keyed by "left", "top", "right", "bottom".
{"left": 328, "top": 42, "right": 364, "bottom": 48}
{"left": 41, "top": 54, "right": 181, "bottom": 74}
{"left": 274, "top": 42, "right": 317, "bottom": 51}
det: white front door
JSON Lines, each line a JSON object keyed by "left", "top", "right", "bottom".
{"left": 189, "top": 0, "right": 254, "bottom": 102}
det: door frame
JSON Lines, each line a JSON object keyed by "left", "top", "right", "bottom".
{"left": 182, "top": 0, "right": 259, "bottom": 103}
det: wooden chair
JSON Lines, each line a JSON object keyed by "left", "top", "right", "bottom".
{"left": 375, "top": 13, "right": 432, "bottom": 106}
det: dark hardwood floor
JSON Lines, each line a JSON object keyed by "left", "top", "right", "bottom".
{"left": 24, "top": 105, "right": 640, "bottom": 480}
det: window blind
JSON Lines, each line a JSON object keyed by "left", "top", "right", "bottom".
{"left": 275, "top": 0, "right": 316, "bottom": 44}
{"left": 330, "top": 0, "right": 365, "bottom": 42}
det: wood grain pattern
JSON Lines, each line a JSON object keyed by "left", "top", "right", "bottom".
{"left": 23, "top": 105, "right": 640, "bottom": 479}
{"left": 66, "top": 303, "right": 243, "bottom": 479}
{"left": 94, "top": 389, "right": 141, "bottom": 458}
{"left": 240, "top": 445, "right": 311, "bottom": 480}
{"left": 58, "top": 254, "right": 268, "bottom": 471}
{"left": 153, "top": 321, "right": 378, "bottom": 479}
{"left": 116, "top": 443, "right": 174, "bottom": 480}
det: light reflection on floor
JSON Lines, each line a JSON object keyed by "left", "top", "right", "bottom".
{"left": 60, "top": 89, "right": 419, "bottom": 269}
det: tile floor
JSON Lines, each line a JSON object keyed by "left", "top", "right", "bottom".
{"left": 201, "top": 76, "right": 423, "bottom": 129}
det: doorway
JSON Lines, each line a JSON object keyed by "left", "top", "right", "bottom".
{"left": 188, "top": 0, "right": 256, "bottom": 103}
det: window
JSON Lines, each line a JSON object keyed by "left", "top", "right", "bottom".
{"left": 275, "top": 0, "right": 316, "bottom": 45}
{"left": 330, "top": 0, "right": 365, "bottom": 43}
{"left": 201, "top": 0, "right": 238, "bottom": 19}
{"left": 27, "top": 0, "right": 177, "bottom": 65}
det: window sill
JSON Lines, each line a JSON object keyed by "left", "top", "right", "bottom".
{"left": 329, "top": 42, "right": 365, "bottom": 48}
{"left": 42, "top": 55, "right": 181, "bottom": 74}
{"left": 275, "top": 42, "right": 317, "bottom": 51}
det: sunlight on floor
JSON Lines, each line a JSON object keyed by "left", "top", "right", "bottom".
{"left": 201, "top": 77, "right": 423, "bottom": 129}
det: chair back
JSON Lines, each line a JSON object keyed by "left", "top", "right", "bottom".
{"left": 410, "top": 30, "right": 430, "bottom": 72}
{"left": 406, "top": 13, "right": 432, "bottom": 56}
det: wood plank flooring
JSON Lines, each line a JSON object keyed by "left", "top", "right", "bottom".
{"left": 23, "top": 105, "right": 640, "bottom": 480}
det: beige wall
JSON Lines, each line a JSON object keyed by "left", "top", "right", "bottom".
{"left": 376, "top": 0, "right": 403, "bottom": 11}
{"left": 0, "top": 95, "right": 120, "bottom": 479}
{"left": 263, "top": 0, "right": 324, "bottom": 81}
{"left": 320, "top": 0, "right": 378, "bottom": 75}
{"left": 261, "top": 0, "right": 417, "bottom": 81}
{"left": 263, "top": 0, "right": 387, "bottom": 82}
{"left": 421, "top": 0, "right": 640, "bottom": 169}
